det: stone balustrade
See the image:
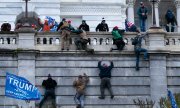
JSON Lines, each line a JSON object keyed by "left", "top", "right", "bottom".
{"left": 165, "top": 32, "right": 180, "bottom": 45}
{"left": 1, "top": 31, "right": 180, "bottom": 52}
{"left": 0, "top": 32, "right": 18, "bottom": 50}
{"left": 1, "top": 29, "right": 180, "bottom": 108}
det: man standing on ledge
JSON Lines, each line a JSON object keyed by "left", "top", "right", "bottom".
{"left": 96, "top": 18, "right": 109, "bottom": 32}
{"left": 39, "top": 74, "right": 57, "bottom": 108}
{"left": 98, "top": 60, "right": 114, "bottom": 99}
{"left": 137, "top": 2, "right": 148, "bottom": 32}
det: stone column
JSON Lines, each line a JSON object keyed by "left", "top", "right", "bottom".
{"left": 154, "top": 0, "right": 160, "bottom": 27}
{"left": 149, "top": 0, "right": 160, "bottom": 27}
{"left": 175, "top": 0, "right": 180, "bottom": 32}
{"left": 17, "top": 27, "right": 36, "bottom": 108}
{"left": 148, "top": 29, "right": 167, "bottom": 107}
{"left": 127, "top": 0, "right": 136, "bottom": 23}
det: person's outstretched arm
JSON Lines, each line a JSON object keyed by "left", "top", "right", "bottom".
{"left": 110, "top": 61, "right": 114, "bottom": 69}
{"left": 98, "top": 61, "right": 102, "bottom": 69}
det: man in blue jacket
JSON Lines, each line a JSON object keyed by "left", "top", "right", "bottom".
{"left": 98, "top": 61, "right": 114, "bottom": 99}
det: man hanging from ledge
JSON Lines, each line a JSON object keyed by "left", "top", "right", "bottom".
{"left": 72, "top": 28, "right": 94, "bottom": 53}
{"left": 73, "top": 73, "right": 89, "bottom": 108}
{"left": 132, "top": 33, "right": 149, "bottom": 71}
{"left": 39, "top": 74, "right": 57, "bottom": 108}
{"left": 110, "top": 26, "right": 125, "bottom": 51}
{"left": 98, "top": 60, "right": 114, "bottom": 99}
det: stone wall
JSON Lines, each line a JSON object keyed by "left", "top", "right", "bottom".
{"left": 0, "top": 29, "right": 180, "bottom": 108}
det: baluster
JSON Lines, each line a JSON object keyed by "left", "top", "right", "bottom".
{"left": 12, "top": 38, "right": 16, "bottom": 44}
{"left": 71, "top": 37, "right": 75, "bottom": 45}
{"left": 92, "top": 38, "right": 97, "bottom": 45}
{"left": 55, "top": 38, "right": 60, "bottom": 45}
{"left": 111, "top": 38, "right": 114, "bottom": 45}
{"left": 124, "top": 38, "right": 128, "bottom": 45}
{"left": 175, "top": 38, "right": 178, "bottom": 45}
{"left": 40, "top": 38, "right": 43, "bottom": 45}
{"left": 0, "top": 38, "right": 4, "bottom": 44}
{"left": 105, "top": 38, "right": 109, "bottom": 45}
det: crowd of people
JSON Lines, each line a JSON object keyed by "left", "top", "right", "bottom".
{"left": 39, "top": 60, "right": 114, "bottom": 108}
{"left": 0, "top": 2, "right": 178, "bottom": 33}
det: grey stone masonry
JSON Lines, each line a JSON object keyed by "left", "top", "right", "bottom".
{"left": 0, "top": 28, "right": 180, "bottom": 108}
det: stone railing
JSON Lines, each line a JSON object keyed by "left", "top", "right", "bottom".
{"left": 0, "top": 31, "right": 180, "bottom": 52}
{"left": 35, "top": 32, "right": 142, "bottom": 51}
{"left": 165, "top": 32, "right": 180, "bottom": 45}
{"left": 0, "top": 32, "right": 18, "bottom": 50}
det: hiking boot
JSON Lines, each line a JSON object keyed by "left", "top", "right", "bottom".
{"left": 98, "top": 96, "right": 105, "bottom": 99}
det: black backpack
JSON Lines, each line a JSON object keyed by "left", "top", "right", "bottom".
{"left": 132, "top": 37, "right": 139, "bottom": 45}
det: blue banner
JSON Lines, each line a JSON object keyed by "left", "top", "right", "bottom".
{"left": 168, "top": 90, "right": 178, "bottom": 108}
{"left": 5, "top": 73, "right": 41, "bottom": 100}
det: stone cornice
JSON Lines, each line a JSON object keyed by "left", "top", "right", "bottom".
{"left": 127, "top": 0, "right": 136, "bottom": 7}
{"left": 60, "top": 3, "right": 126, "bottom": 16}
{"left": 61, "top": 2, "right": 125, "bottom": 7}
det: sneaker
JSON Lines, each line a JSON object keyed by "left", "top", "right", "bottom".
{"left": 98, "top": 96, "right": 105, "bottom": 99}
{"left": 111, "top": 95, "right": 114, "bottom": 99}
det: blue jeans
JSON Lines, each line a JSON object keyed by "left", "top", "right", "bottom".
{"left": 74, "top": 93, "right": 85, "bottom": 108}
{"left": 135, "top": 48, "right": 148, "bottom": 70}
{"left": 39, "top": 89, "right": 56, "bottom": 108}
{"left": 139, "top": 18, "right": 146, "bottom": 32}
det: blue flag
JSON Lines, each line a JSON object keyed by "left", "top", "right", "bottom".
{"left": 168, "top": 90, "right": 178, "bottom": 108}
{"left": 45, "top": 16, "right": 55, "bottom": 25}
{"left": 5, "top": 73, "right": 41, "bottom": 100}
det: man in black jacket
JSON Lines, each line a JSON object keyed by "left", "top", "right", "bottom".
{"left": 39, "top": 74, "right": 57, "bottom": 108}
{"left": 96, "top": 19, "right": 109, "bottom": 32}
{"left": 165, "top": 9, "right": 178, "bottom": 32}
{"left": 1, "top": 22, "right": 11, "bottom": 31}
{"left": 79, "top": 20, "right": 90, "bottom": 31}
{"left": 98, "top": 61, "right": 114, "bottom": 99}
